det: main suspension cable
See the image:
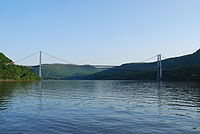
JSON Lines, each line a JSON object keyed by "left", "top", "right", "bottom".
{"left": 14, "top": 51, "right": 40, "bottom": 64}
{"left": 42, "top": 51, "right": 75, "bottom": 65}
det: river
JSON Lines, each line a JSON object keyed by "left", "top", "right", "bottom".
{"left": 0, "top": 80, "right": 200, "bottom": 134}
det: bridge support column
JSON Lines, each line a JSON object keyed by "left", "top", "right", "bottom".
{"left": 39, "top": 51, "right": 42, "bottom": 78}
{"left": 157, "top": 54, "right": 162, "bottom": 80}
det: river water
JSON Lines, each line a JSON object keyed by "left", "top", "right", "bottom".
{"left": 0, "top": 80, "right": 200, "bottom": 134}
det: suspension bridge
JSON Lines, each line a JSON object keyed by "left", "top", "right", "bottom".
{"left": 13, "top": 51, "right": 163, "bottom": 80}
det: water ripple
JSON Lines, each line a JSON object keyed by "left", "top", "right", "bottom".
{"left": 0, "top": 80, "right": 200, "bottom": 134}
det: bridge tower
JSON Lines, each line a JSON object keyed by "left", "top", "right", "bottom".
{"left": 157, "top": 54, "right": 162, "bottom": 80}
{"left": 39, "top": 51, "right": 42, "bottom": 78}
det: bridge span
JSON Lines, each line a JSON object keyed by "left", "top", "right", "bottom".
{"left": 14, "top": 51, "right": 163, "bottom": 80}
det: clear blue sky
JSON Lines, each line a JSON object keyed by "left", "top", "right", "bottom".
{"left": 0, "top": 0, "right": 200, "bottom": 65}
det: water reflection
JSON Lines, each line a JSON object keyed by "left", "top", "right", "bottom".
{"left": 0, "top": 82, "right": 32, "bottom": 111}
{"left": 1, "top": 80, "right": 200, "bottom": 117}
{"left": 0, "top": 80, "right": 200, "bottom": 134}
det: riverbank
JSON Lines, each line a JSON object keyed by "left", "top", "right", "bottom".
{"left": 0, "top": 79, "right": 41, "bottom": 82}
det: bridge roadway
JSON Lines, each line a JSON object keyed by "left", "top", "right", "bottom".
{"left": 29, "top": 64, "right": 162, "bottom": 70}
{"left": 29, "top": 64, "right": 117, "bottom": 69}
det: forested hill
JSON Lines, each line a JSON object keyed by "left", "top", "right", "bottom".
{"left": 162, "top": 49, "right": 200, "bottom": 66}
{"left": 31, "top": 64, "right": 102, "bottom": 79}
{"left": 0, "top": 52, "right": 40, "bottom": 81}
{"left": 82, "top": 49, "right": 200, "bottom": 81}
{"left": 0, "top": 53, "right": 12, "bottom": 64}
{"left": 121, "top": 49, "right": 200, "bottom": 69}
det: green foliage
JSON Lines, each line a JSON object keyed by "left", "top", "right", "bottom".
{"left": 0, "top": 53, "right": 40, "bottom": 81}
{"left": 163, "top": 65, "right": 200, "bottom": 81}
{"left": 32, "top": 64, "right": 102, "bottom": 79}
{"left": 0, "top": 53, "right": 12, "bottom": 64}
{"left": 82, "top": 69, "right": 156, "bottom": 80}
{"left": 25, "top": 49, "right": 200, "bottom": 81}
{"left": 84, "top": 49, "right": 200, "bottom": 81}
{"left": 162, "top": 49, "right": 200, "bottom": 67}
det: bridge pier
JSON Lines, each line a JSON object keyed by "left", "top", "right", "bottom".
{"left": 157, "top": 54, "right": 162, "bottom": 80}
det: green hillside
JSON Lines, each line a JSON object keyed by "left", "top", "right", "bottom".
{"left": 83, "top": 49, "right": 200, "bottom": 81}
{"left": 32, "top": 64, "right": 102, "bottom": 79}
{"left": 120, "top": 49, "right": 200, "bottom": 70}
{"left": 0, "top": 52, "right": 40, "bottom": 81}
{"left": 0, "top": 53, "right": 12, "bottom": 64}
{"left": 163, "top": 65, "right": 200, "bottom": 81}
{"left": 27, "top": 49, "right": 200, "bottom": 81}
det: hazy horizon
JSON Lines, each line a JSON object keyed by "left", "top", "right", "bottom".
{"left": 1, "top": 0, "right": 200, "bottom": 65}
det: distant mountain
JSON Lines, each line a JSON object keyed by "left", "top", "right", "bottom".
{"left": 82, "top": 49, "right": 200, "bottom": 81}
{"left": 0, "top": 52, "right": 40, "bottom": 81}
{"left": 32, "top": 64, "right": 102, "bottom": 79}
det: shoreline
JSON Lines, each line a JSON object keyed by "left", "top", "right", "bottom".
{"left": 0, "top": 79, "right": 40, "bottom": 82}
